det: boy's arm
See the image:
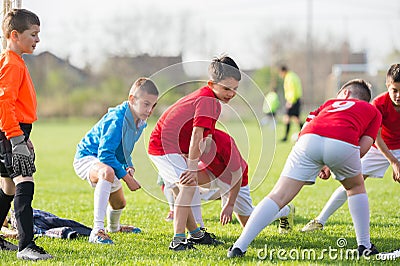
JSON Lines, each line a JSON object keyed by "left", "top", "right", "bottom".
{"left": 180, "top": 126, "right": 205, "bottom": 185}
{"left": 375, "top": 128, "right": 400, "bottom": 182}
{"left": 122, "top": 167, "right": 141, "bottom": 191}
{"left": 98, "top": 121, "right": 129, "bottom": 179}
{"left": 0, "top": 64, "right": 25, "bottom": 138}
{"left": 220, "top": 167, "right": 242, "bottom": 225}
{"left": 359, "top": 135, "right": 374, "bottom": 158}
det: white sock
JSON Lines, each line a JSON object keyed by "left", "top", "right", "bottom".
{"left": 233, "top": 197, "right": 279, "bottom": 252}
{"left": 348, "top": 193, "right": 370, "bottom": 248}
{"left": 106, "top": 206, "right": 122, "bottom": 232}
{"left": 93, "top": 178, "right": 112, "bottom": 232}
{"left": 316, "top": 186, "right": 347, "bottom": 225}
{"left": 164, "top": 186, "right": 175, "bottom": 211}
{"left": 273, "top": 205, "right": 290, "bottom": 220}
{"left": 191, "top": 187, "right": 204, "bottom": 228}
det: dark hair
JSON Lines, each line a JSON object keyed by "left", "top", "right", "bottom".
{"left": 208, "top": 55, "right": 241, "bottom": 82}
{"left": 2, "top": 9, "right": 40, "bottom": 38}
{"left": 280, "top": 65, "right": 288, "bottom": 72}
{"left": 386, "top": 64, "right": 400, "bottom": 84}
{"left": 338, "top": 79, "right": 372, "bottom": 102}
{"left": 130, "top": 77, "right": 159, "bottom": 96}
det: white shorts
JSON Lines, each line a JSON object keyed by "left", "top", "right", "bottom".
{"left": 361, "top": 146, "right": 400, "bottom": 178}
{"left": 73, "top": 156, "right": 122, "bottom": 193}
{"left": 148, "top": 154, "right": 187, "bottom": 189}
{"left": 207, "top": 170, "right": 254, "bottom": 216}
{"left": 281, "top": 134, "right": 361, "bottom": 183}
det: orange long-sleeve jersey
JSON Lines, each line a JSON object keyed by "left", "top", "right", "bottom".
{"left": 0, "top": 50, "right": 37, "bottom": 139}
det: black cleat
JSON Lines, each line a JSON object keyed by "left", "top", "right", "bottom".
{"left": 0, "top": 235, "right": 18, "bottom": 251}
{"left": 188, "top": 229, "right": 223, "bottom": 245}
{"left": 358, "top": 243, "right": 379, "bottom": 257}
{"left": 227, "top": 246, "right": 246, "bottom": 258}
{"left": 169, "top": 240, "right": 196, "bottom": 251}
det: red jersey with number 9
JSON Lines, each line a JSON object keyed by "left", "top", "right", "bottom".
{"left": 300, "top": 99, "right": 382, "bottom": 146}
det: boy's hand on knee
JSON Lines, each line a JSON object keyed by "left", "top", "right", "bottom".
{"left": 180, "top": 171, "right": 197, "bottom": 186}
{"left": 123, "top": 169, "right": 141, "bottom": 191}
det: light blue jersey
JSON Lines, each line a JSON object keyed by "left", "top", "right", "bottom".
{"left": 75, "top": 101, "right": 146, "bottom": 179}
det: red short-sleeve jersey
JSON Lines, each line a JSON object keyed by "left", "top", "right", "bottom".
{"left": 148, "top": 86, "right": 221, "bottom": 155}
{"left": 300, "top": 99, "right": 382, "bottom": 146}
{"left": 199, "top": 129, "right": 248, "bottom": 187}
{"left": 372, "top": 92, "right": 400, "bottom": 150}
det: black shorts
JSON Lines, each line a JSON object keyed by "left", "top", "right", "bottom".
{"left": 0, "top": 123, "right": 32, "bottom": 178}
{"left": 286, "top": 99, "right": 301, "bottom": 117}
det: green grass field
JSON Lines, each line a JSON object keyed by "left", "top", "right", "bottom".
{"left": 1, "top": 119, "right": 400, "bottom": 265}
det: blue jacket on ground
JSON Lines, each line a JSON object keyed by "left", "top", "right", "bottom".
{"left": 75, "top": 101, "right": 146, "bottom": 179}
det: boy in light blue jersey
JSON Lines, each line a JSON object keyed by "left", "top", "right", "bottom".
{"left": 73, "top": 77, "right": 158, "bottom": 244}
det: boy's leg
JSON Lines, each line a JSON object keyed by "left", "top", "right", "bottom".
{"left": 281, "top": 114, "right": 290, "bottom": 141}
{"left": 107, "top": 187, "right": 125, "bottom": 232}
{"left": 149, "top": 154, "right": 195, "bottom": 248}
{"left": 230, "top": 177, "right": 304, "bottom": 254}
{"left": 191, "top": 186, "right": 204, "bottom": 228}
{"left": 14, "top": 176, "right": 52, "bottom": 260}
{"left": 0, "top": 177, "right": 18, "bottom": 251}
{"left": 107, "top": 186, "right": 141, "bottom": 234}
{"left": 174, "top": 184, "right": 197, "bottom": 234}
{"left": 163, "top": 185, "right": 175, "bottom": 211}
{"left": 163, "top": 185, "right": 175, "bottom": 221}
{"left": 340, "top": 174, "right": 371, "bottom": 248}
{"left": 0, "top": 178, "right": 15, "bottom": 230}
{"left": 89, "top": 163, "right": 113, "bottom": 243}
{"left": 314, "top": 185, "right": 347, "bottom": 226}
{"left": 13, "top": 177, "right": 34, "bottom": 251}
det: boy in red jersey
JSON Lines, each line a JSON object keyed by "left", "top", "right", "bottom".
{"left": 0, "top": 9, "right": 52, "bottom": 260}
{"left": 148, "top": 56, "right": 241, "bottom": 251}
{"left": 302, "top": 64, "right": 400, "bottom": 232}
{"left": 227, "top": 79, "right": 382, "bottom": 258}
{"left": 197, "top": 129, "right": 294, "bottom": 230}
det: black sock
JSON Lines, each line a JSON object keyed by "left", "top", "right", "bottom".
{"left": 0, "top": 188, "right": 14, "bottom": 226}
{"left": 299, "top": 122, "right": 303, "bottom": 130}
{"left": 14, "top": 182, "right": 34, "bottom": 250}
{"left": 284, "top": 123, "right": 290, "bottom": 139}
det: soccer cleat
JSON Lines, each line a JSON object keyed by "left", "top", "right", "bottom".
{"left": 0, "top": 235, "right": 18, "bottom": 251}
{"left": 165, "top": 210, "right": 174, "bottom": 222}
{"left": 358, "top": 243, "right": 379, "bottom": 257}
{"left": 188, "top": 229, "right": 223, "bottom": 245}
{"left": 89, "top": 229, "right": 114, "bottom": 244}
{"left": 169, "top": 240, "right": 196, "bottom": 251}
{"left": 113, "top": 225, "right": 141, "bottom": 234}
{"left": 227, "top": 246, "right": 246, "bottom": 258}
{"left": 16, "top": 242, "right": 53, "bottom": 260}
{"left": 278, "top": 204, "right": 295, "bottom": 234}
{"left": 301, "top": 219, "right": 323, "bottom": 232}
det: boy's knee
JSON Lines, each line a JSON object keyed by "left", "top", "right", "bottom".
{"left": 340, "top": 174, "right": 365, "bottom": 196}
{"left": 1, "top": 178, "right": 16, "bottom": 195}
{"left": 97, "top": 165, "right": 115, "bottom": 183}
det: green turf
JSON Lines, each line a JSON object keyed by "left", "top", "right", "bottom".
{"left": 1, "top": 119, "right": 399, "bottom": 265}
